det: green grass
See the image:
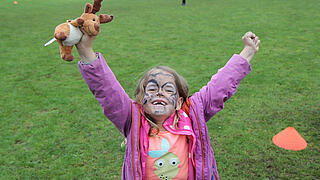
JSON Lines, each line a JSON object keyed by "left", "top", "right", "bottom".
{"left": 0, "top": 0, "right": 319, "bottom": 179}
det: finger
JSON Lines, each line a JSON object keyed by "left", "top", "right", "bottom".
{"left": 254, "top": 36, "right": 259, "bottom": 43}
{"left": 256, "top": 40, "right": 261, "bottom": 47}
{"left": 243, "top": 33, "right": 251, "bottom": 40}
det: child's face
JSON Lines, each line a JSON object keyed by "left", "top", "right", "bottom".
{"left": 143, "top": 69, "right": 182, "bottom": 122}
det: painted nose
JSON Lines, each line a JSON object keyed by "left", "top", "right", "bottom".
{"left": 94, "top": 23, "right": 100, "bottom": 32}
{"left": 156, "top": 91, "right": 163, "bottom": 96}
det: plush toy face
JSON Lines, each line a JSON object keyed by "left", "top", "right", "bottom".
{"left": 80, "top": 0, "right": 113, "bottom": 36}
{"left": 81, "top": 13, "right": 101, "bottom": 36}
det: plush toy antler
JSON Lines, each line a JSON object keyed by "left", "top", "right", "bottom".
{"left": 49, "top": 0, "right": 113, "bottom": 61}
{"left": 92, "top": 0, "right": 102, "bottom": 14}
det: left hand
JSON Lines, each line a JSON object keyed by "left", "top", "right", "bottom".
{"left": 240, "top": 31, "right": 261, "bottom": 62}
{"left": 242, "top": 31, "right": 260, "bottom": 53}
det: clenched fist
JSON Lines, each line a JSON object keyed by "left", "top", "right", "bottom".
{"left": 240, "top": 31, "right": 261, "bottom": 62}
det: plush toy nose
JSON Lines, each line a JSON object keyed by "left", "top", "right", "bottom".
{"left": 94, "top": 23, "right": 100, "bottom": 32}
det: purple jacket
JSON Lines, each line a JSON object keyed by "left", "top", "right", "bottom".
{"left": 79, "top": 53, "right": 251, "bottom": 180}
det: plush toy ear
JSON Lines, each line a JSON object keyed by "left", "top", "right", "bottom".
{"left": 70, "top": 18, "right": 84, "bottom": 27}
{"left": 84, "top": 3, "right": 93, "bottom": 13}
{"left": 92, "top": 0, "right": 103, "bottom": 14}
{"left": 99, "top": 14, "right": 113, "bottom": 24}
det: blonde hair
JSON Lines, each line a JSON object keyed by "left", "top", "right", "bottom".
{"left": 134, "top": 66, "right": 189, "bottom": 134}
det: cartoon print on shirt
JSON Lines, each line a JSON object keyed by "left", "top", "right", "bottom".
{"left": 148, "top": 137, "right": 181, "bottom": 180}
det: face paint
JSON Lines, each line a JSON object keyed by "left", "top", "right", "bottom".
{"left": 143, "top": 93, "right": 150, "bottom": 105}
{"left": 143, "top": 70, "right": 180, "bottom": 123}
{"left": 169, "top": 94, "right": 177, "bottom": 108}
{"left": 161, "top": 82, "right": 178, "bottom": 108}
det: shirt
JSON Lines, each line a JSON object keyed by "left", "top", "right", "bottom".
{"left": 146, "top": 131, "right": 188, "bottom": 180}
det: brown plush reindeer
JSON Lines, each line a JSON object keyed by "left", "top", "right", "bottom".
{"left": 53, "top": 0, "right": 113, "bottom": 61}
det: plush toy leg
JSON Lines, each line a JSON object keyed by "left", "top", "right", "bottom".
{"left": 54, "top": 23, "right": 70, "bottom": 41}
{"left": 57, "top": 40, "right": 74, "bottom": 61}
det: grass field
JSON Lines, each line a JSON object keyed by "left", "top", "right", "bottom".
{"left": 0, "top": 0, "right": 319, "bottom": 179}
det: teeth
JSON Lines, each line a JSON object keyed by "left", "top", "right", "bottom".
{"left": 152, "top": 101, "right": 165, "bottom": 105}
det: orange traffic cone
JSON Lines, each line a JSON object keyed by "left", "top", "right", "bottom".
{"left": 272, "top": 127, "right": 307, "bottom": 151}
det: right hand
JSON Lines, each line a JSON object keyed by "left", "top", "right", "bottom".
{"left": 75, "top": 27, "right": 97, "bottom": 63}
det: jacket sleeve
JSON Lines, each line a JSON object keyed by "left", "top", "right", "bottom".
{"left": 78, "top": 52, "right": 132, "bottom": 137}
{"left": 191, "top": 54, "right": 252, "bottom": 122}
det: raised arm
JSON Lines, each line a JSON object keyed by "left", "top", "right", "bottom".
{"left": 76, "top": 30, "right": 132, "bottom": 137}
{"left": 191, "top": 31, "right": 260, "bottom": 122}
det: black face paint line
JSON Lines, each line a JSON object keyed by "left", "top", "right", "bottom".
{"left": 143, "top": 93, "right": 155, "bottom": 105}
{"left": 161, "top": 82, "right": 178, "bottom": 107}
{"left": 143, "top": 93, "right": 150, "bottom": 104}
{"left": 146, "top": 79, "right": 159, "bottom": 87}
{"left": 169, "top": 94, "right": 178, "bottom": 108}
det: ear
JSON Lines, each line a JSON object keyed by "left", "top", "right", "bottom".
{"left": 70, "top": 18, "right": 84, "bottom": 27}
{"left": 99, "top": 14, "right": 113, "bottom": 24}
{"left": 84, "top": 3, "right": 93, "bottom": 13}
{"left": 175, "top": 97, "right": 183, "bottom": 110}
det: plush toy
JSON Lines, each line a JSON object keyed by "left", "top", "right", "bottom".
{"left": 47, "top": 0, "right": 113, "bottom": 61}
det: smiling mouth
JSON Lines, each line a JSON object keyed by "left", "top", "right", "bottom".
{"left": 151, "top": 100, "right": 167, "bottom": 106}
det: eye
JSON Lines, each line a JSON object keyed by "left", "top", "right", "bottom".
{"left": 156, "top": 159, "right": 165, "bottom": 167}
{"left": 146, "top": 86, "right": 158, "bottom": 92}
{"left": 170, "top": 158, "right": 178, "bottom": 166}
{"left": 164, "top": 87, "right": 175, "bottom": 94}
{"left": 93, "top": 18, "right": 95, "bottom": 21}
{"left": 165, "top": 89, "right": 174, "bottom": 93}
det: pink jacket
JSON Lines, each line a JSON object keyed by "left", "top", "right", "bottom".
{"left": 79, "top": 53, "right": 251, "bottom": 179}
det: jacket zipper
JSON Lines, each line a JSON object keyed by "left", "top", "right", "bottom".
{"left": 136, "top": 104, "right": 141, "bottom": 180}
{"left": 190, "top": 101, "right": 204, "bottom": 180}
{"left": 131, "top": 103, "right": 142, "bottom": 180}
{"left": 213, "top": 170, "right": 218, "bottom": 180}
{"left": 131, "top": 102, "right": 136, "bottom": 180}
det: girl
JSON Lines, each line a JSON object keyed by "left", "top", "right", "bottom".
{"left": 76, "top": 31, "right": 260, "bottom": 180}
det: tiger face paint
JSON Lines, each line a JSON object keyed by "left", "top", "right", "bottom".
{"left": 143, "top": 70, "right": 183, "bottom": 123}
